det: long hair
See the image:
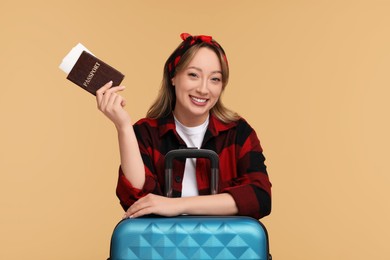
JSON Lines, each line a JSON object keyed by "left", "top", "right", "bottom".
{"left": 146, "top": 41, "right": 240, "bottom": 123}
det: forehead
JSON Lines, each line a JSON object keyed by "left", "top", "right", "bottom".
{"left": 187, "top": 47, "right": 221, "bottom": 71}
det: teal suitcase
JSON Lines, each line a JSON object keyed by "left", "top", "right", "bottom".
{"left": 108, "top": 149, "right": 271, "bottom": 260}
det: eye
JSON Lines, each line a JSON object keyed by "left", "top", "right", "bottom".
{"left": 188, "top": 72, "right": 198, "bottom": 78}
{"left": 211, "top": 77, "right": 222, "bottom": 83}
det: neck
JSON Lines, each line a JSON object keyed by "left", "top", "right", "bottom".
{"left": 173, "top": 111, "right": 209, "bottom": 127}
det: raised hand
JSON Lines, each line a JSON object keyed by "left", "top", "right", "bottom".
{"left": 96, "top": 81, "right": 131, "bottom": 129}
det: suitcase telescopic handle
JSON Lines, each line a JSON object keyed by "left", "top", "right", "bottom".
{"left": 164, "top": 149, "right": 219, "bottom": 197}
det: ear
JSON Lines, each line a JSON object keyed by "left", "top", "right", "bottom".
{"left": 171, "top": 77, "right": 175, "bottom": 86}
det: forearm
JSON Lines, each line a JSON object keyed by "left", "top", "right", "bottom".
{"left": 117, "top": 125, "right": 145, "bottom": 189}
{"left": 96, "top": 83, "right": 145, "bottom": 189}
{"left": 179, "top": 193, "right": 238, "bottom": 216}
{"left": 124, "top": 193, "right": 238, "bottom": 218}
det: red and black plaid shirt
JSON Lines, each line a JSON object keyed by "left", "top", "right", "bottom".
{"left": 116, "top": 113, "right": 272, "bottom": 219}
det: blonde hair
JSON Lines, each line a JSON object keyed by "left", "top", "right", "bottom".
{"left": 147, "top": 42, "right": 240, "bottom": 123}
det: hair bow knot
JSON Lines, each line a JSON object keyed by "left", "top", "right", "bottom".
{"left": 180, "top": 33, "right": 213, "bottom": 44}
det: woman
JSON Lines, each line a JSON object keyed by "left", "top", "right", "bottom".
{"left": 96, "top": 33, "right": 271, "bottom": 219}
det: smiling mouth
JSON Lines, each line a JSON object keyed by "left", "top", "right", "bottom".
{"left": 190, "top": 95, "right": 208, "bottom": 103}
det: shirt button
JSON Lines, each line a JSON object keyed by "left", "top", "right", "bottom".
{"left": 175, "top": 176, "right": 182, "bottom": 183}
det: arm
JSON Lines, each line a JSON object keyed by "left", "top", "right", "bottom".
{"left": 123, "top": 193, "right": 238, "bottom": 219}
{"left": 96, "top": 82, "right": 145, "bottom": 189}
{"left": 222, "top": 120, "right": 272, "bottom": 219}
{"left": 116, "top": 126, "right": 145, "bottom": 189}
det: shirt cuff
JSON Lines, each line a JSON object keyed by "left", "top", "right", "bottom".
{"left": 223, "top": 185, "right": 261, "bottom": 219}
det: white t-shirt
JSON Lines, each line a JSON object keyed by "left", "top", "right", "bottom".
{"left": 174, "top": 116, "right": 209, "bottom": 197}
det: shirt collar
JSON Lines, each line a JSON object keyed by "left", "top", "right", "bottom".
{"left": 157, "top": 114, "right": 176, "bottom": 138}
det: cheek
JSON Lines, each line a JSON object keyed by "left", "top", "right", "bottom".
{"left": 174, "top": 85, "right": 188, "bottom": 104}
{"left": 174, "top": 78, "right": 191, "bottom": 92}
{"left": 211, "top": 86, "right": 223, "bottom": 98}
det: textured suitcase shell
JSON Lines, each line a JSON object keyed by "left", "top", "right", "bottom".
{"left": 109, "top": 215, "right": 270, "bottom": 260}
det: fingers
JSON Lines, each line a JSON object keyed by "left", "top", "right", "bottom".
{"left": 96, "top": 81, "right": 126, "bottom": 112}
{"left": 106, "top": 91, "right": 120, "bottom": 111}
{"left": 121, "top": 98, "right": 126, "bottom": 108}
{"left": 123, "top": 206, "right": 152, "bottom": 219}
{"left": 122, "top": 195, "right": 181, "bottom": 220}
{"left": 96, "top": 81, "right": 113, "bottom": 105}
{"left": 126, "top": 196, "right": 152, "bottom": 218}
{"left": 96, "top": 80, "right": 113, "bottom": 94}
{"left": 95, "top": 81, "right": 130, "bottom": 128}
{"left": 123, "top": 194, "right": 156, "bottom": 219}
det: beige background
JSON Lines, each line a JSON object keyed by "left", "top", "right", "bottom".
{"left": 1, "top": 0, "right": 389, "bottom": 259}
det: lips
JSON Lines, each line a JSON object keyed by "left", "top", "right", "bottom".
{"left": 190, "top": 95, "right": 208, "bottom": 104}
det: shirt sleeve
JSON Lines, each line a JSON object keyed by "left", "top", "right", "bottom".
{"left": 222, "top": 120, "right": 272, "bottom": 219}
{"left": 115, "top": 123, "right": 162, "bottom": 211}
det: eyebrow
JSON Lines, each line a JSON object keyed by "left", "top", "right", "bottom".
{"left": 187, "top": 66, "right": 222, "bottom": 74}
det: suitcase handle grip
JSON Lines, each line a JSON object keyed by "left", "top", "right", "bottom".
{"left": 165, "top": 148, "right": 219, "bottom": 197}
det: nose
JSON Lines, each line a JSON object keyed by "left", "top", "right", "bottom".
{"left": 196, "top": 79, "right": 209, "bottom": 95}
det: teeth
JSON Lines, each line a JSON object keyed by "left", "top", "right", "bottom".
{"left": 191, "top": 96, "right": 207, "bottom": 103}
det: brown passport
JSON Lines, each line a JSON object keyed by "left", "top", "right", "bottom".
{"left": 66, "top": 51, "right": 125, "bottom": 95}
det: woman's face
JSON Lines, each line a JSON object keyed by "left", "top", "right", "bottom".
{"left": 172, "top": 47, "right": 223, "bottom": 127}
